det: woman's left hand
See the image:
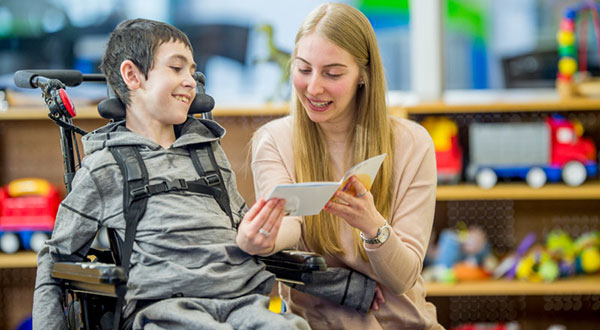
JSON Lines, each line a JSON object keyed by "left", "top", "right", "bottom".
{"left": 323, "top": 176, "right": 387, "bottom": 238}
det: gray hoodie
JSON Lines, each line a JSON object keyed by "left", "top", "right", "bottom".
{"left": 32, "top": 117, "right": 273, "bottom": 329}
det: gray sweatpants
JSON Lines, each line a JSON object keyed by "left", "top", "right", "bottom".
{"left": 132, "top": 294, "right": 310, "bottom": 330}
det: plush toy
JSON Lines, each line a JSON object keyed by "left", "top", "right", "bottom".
{"left": 431, "top": 225, "right": 493, "bottom": 282}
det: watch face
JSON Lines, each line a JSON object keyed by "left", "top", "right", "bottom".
{"left": 378, "top": 226, "right": 391, "bottom": 243}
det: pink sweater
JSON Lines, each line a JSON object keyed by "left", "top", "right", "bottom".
{"left": 252, "top": 116, "right": 442, "bottom": 330}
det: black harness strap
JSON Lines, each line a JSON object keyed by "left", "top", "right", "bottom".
{"left": 108, "top": 142, "right": 235, "bottom": 329}
{"left": 109, "top": 146, "right": 149, "bottom": 330}
{"left": 189, "top": 143, "right": 235, "bottom": 228}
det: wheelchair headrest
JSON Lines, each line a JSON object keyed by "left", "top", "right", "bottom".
{"left": 97, "top": 72, "right": 215, "bottom": 120}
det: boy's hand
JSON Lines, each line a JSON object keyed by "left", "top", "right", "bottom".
{"left": 236, "top": 198, "right": 286, "bottom": 256}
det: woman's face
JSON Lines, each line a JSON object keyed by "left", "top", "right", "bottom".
{"left": 292, "top": 33, "right": 362, "bottom": 125}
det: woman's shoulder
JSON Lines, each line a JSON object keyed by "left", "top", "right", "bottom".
{"left": 390, "top": 116, "right": 433, "bottom": 146}
{"left": 255, "top": 115, "right": 293, "bottom": 140}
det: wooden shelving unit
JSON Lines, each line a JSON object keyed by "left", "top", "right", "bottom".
{"left": 402, "top": 93, "right": 600, "bottom": 328}
{"left": 1, "top": 91, "right": 599, "bottom": 328}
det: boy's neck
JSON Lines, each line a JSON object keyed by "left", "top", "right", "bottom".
{"left": 125, "top": 111, "right": 176, "bottom": 149}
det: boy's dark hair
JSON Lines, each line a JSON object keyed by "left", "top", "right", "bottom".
{"left": 100, "top": 18, "right": 193, "bottom": 106}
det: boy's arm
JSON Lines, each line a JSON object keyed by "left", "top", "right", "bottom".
{"left": 212, "top": 142, "right": 300, "bottom": 255}
{"left": 32, "top": 166, "right": 103, "bottom": 329}
{"left": 250, "top": 124, "right": 303, "bottom": 255}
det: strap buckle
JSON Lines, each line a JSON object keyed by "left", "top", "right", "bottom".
{"left": 164, "top": 178, "right": 188, "bottom": 191}
{"left": 130, "top": 185, "right": 151, "bottom": 200}
{"left": 201, "top": 173, "right": 221, "bottom": 186}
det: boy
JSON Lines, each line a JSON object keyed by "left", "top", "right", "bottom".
{"left": 32, "top": 18, "right": 309, "bottom": 330}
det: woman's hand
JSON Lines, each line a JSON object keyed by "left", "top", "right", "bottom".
{"left": 323, "top": 176, "right": 387, "bottom": 238}
{"left": 236, "top": 198, "right": 286, "bottom": 256}
{"left": 371, "top": 285, "right": 385, "bottom": 311}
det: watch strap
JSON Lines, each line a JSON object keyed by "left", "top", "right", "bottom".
{"left": 360, "top": 220, "right": 391, "bottom": 244}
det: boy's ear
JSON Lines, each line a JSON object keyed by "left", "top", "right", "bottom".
{"left": 120, "top": 60, "right": 143, "bottom": 90}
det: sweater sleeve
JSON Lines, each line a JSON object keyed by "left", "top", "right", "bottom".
{"left": 251, "top": 119, "right": 302, "bottom": 253}
{"left": 365, "top": 121, "right": 437, "bottom": 295}
{"left": 32, "top": 166, "right": 103, "bottom": 330}
{"left": 286, "top": 267, "right": 377, "bottom": 314}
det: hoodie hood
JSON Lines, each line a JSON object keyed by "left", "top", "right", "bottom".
{"left": 82, "top": 116, "right": 226, "bottom": 155}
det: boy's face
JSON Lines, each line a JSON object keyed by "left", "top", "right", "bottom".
{"left": 136, "top": 41, "right": 197, "bottom": 125}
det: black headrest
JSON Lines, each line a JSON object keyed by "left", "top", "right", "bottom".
{"left": 97, "top": 72, "right": 215, "bottom": 120}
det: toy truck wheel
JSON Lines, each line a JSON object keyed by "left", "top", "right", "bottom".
{"left": 526, "top": 167, "right": 547, "bottom": 188}
{"left": 476, "top": 168, "right": 497, "bottom": 189}
{"left": 562, "top": 161, "right": 587, "bottom": 186}
{"left": 0, "top": 232, "right": 20, "bottom": 254}
{"left": 30, "top": 232, "right": 49, "bottom": 252}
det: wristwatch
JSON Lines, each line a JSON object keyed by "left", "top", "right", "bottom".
{"left": 360, "top": 220, "right": 392, "bottom": 245}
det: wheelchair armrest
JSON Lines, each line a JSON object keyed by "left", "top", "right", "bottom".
{"left": 52, "top": 262, "right": 127, "bottom": 297}
{"left": 257, "top": 250, "right": 327, "bottom": 285}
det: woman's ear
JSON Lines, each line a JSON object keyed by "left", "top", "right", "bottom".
{"left": 120, "top": 60, "right": 142, "bottom": 90}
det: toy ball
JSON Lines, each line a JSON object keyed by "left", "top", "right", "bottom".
{"left": 546, "top": 229, "right": 574, "bottom": 259}
{"left": 557, "top": 73, "right": 572, "bottom": 82}
{"left": 557, "top": 30, "right": 575, "bottom": 46}
{"left": 563, "top": 7, "right": 577, "bottom": 20}
{"left": 560, "top": 18, "right": 575, "bottom": 32}
{"left": 558, "top": 57, "right": 577, "bottom": 76}
{"left": 558, "top": 44, "right": 576, "bottom": 57}
{"left": 516, "top": 255, "right": 535, "bottom": 280}
{"left": 580, "top": 246, "right": 600, "bottom": 273}
{"left": 539, "top": 259, "right": 560, "bottom": 282}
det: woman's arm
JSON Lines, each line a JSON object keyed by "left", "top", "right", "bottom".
{"left": 325, "top": 122, "right": 437, "bottom": 295}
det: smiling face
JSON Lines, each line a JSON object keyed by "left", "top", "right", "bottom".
{"left": 292, "top": 33, "right": 362, "bottom": 126}
{"left": 136, "top": 40, "right": 197, "bottom": 126}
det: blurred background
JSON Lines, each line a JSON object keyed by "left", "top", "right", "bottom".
{"left": 0, "top": 0, "right": 594, "bottom": 105}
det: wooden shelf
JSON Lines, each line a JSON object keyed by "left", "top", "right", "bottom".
{"left": 436, "top": 181, "right": 600, "bottom": 201}
{"left": 404, "top": 97, "right": 600, "bottom": 115}
{"left": 1, "top": 104, "right": 408, "bottom": 120}
{"left": 0, "top": 252, "right": 37, "bottom": 268}
{"left": 425, "top": 275, "right": 600, "bottom": 296}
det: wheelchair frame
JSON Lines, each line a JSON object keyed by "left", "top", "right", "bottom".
{"left": 17, "top": 70, "right": 326, "bottom": 330}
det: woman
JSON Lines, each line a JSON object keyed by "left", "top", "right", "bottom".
{"left": 251, "top": 3, "right": 442, "bottom": 329}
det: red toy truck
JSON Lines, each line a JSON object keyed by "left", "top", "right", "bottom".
{"left": 422, "top": 116, "right": 463, "bottom": 184}
{"left": 0, "top": 178, "right": 61, "bottom": 253}
{"left": 468, "top": 116, "right": 598, "bottom": 188}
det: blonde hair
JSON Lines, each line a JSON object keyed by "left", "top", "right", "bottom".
{"left": 291, "top": 3, "right": 394, "bottom": 261}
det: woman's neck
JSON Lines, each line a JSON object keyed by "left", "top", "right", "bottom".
{"left": 318, "top": 115, "right": 353, "bottom": 144}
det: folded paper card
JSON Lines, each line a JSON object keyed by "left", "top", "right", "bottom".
{"left": 266, "top": 153, "right": 387, "bottom": 216}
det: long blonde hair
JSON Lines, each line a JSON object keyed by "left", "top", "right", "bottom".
{"left": 292, "top": 3, "right": 394, "bottom": 261}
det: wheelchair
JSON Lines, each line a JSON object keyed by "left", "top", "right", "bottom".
{"left": 14, "top": 70, "right": 326, "bottom": 330}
